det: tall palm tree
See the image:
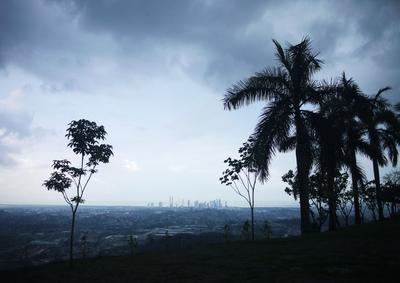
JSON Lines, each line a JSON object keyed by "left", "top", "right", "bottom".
{"left": 310, "top": 86, "right": 346, "bottom": 231}
{"left": 223, "top": 37, "right": 322, "bottom": 234}
{"left": 360, "top": 88, "right": 400, "bottom": 220}
{"left": 335, "top": 73, "right": 371, "bottom": 225}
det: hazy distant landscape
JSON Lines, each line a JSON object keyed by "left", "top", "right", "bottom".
{"left": 0, "top": 205, "right": 300, "bottom": 269}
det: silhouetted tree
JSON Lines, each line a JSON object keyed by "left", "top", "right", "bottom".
{"left": 309, "top": 174, "right": 329, "bottom": 230}
{"left": 382, "top": 170, "right": 400, "bottom": 217}
{"left": 283, "top": 170, "right": 328, "bottom": 231}
{"left": 334, "top": 74, "right": 371, "bottom": 225}
{"left": 360, "top": 181, "right": 378, "bottom": 221}
{"left": 311, "top": 82, "right": 348, "bottom": 231}
{"left": 360, "top": 87, "right": 400, "bottom": 220}
{"left": 220, "top": 138, "right": 260, "bottom": 240}
{"left": 336, "top": 173, "right": 353, "bottom": 226}
{"left": 43, "top": 119, "right": 113, "bottom": 267}
{"left": 223, "top": 37, "right": 323, "bottom": 233}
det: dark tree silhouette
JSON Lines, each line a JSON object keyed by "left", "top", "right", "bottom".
{"left": 283, "top": 170, "right": 327, "bottom": 231}
{"left": 283, "top": 169, "right": 349, "bottom": 231}
{"left": 336, "top": 173, "right": 353, "bottom": 226}
{"left": 43, "top": 119, "right": 113, "bottom": 267}
{"left": 310, "top": 97, "right": 345, "bottom": 231}
{"left": 333, "top": 74, "right": 372, "bottom": 225}
{"left": 360, "top": 180, "right": 379, "bottom": 221}
{"left": 220, "top": 138, "right": 260, "bottom": 240}
{"left": 382, "top": 170, "right": 400, "bottom": 217}
{"left": 223, "top": 37, "right": 322, "bottom": 233}
{"left": 360, "top": 87, "right": 400, "bottom": 220}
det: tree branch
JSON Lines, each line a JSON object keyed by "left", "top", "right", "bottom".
{"left": 62, "top": 190, "right": 73, "bottom": 211}
{"left": 230, "top": 182, "right": 251, "bottom": 206}
{"left": 81, "top": 165, "right": 96, "bottom": 196}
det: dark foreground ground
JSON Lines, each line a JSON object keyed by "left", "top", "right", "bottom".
{"left": 2, "top": 218, "right": 399, "bottom": 283}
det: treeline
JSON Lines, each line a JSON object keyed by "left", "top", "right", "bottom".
{"left": 222, "top": 37, "right": 400, "bottom": 234}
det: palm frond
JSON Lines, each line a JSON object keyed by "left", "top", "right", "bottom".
{"left": 272, "top": 39, "right": 291, "bottom": 72}
{"left": 250, "top": 97, "right": 293, "bottom": 181}
{"left": 372, "top": 86, "right": 391, "bottom": 105}
{"left": 223, "top": 67, "right": 288, "bottom": 110}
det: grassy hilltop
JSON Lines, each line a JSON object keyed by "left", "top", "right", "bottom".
{"left": 3, "top": 218, "right": 400, "bottom": 283}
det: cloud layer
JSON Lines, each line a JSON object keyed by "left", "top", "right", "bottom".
{"left": 0, "top": 0, "right": 399, "bottom": 205}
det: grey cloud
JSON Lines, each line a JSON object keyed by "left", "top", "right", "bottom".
{"left": 0, "top": 109, "right": 33, "bottom": 166}
{"left": 0, "top": 1, "right": 58, "bottom": 66}
{"left": 0, "top": 89, "right": 54, "bottom": 166}
{"left": 0, "top": 0, "right": 399, "bottom": 92}
{"left": 0, "top": 110, "right": 54, "bottom": 166}
{"left": 327, "top": 1, "right": 400, "bottom": 68}
{"left": 61, "top": 0, "right": 275, "bottom": 86}
{"left": 0, "top": 111, "right": 33, "bottom": 138}
{"left": 63, "top": 0, "right": 400, "bottom": 87}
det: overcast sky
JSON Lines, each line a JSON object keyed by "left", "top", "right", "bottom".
{"left": 0, "top": 0, "right": 399, "bottom": 206}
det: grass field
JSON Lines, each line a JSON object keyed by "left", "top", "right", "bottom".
{"left": 2, "top": 218, "right": 400, "bottom": 282}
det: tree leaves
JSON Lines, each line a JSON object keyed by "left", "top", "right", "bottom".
{"left": 66, "top": 119, "right": 108, "bottom": 156}
{"left": 43, "top": 171, "right": 72, "bottom": 193}
{"left": 44, "top": 119, "right": 113, "bottom": 208}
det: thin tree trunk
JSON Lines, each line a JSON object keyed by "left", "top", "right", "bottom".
{"left": 372, "top": 158, "right": 384, "bottom": 220}
{"left": 69, "top": 211, "right": 76, "bottom": 267}
{"left": 251, "top": 206, "right": 255, "bottom": 241}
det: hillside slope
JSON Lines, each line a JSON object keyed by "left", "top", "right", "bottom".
{"left": 2, "top": 218, "right": 400, "bottom": 282}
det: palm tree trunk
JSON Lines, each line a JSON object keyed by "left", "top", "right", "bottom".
{"left": 372, "top": 158, "right": 384, "bottom": 220}
{"left": 69, "top": 211, "right": 76, "bottom": 267}
{"left": 295, "top": 115, "right": 311, "bottom": 234}
{"left": 349, "top": 151, "right": 361, "bottom": 224}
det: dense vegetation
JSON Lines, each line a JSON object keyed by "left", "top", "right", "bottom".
{"left": 222, "top": 37, "right": 400, "bottom": 234}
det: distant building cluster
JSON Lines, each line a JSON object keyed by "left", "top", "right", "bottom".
{"left": 146, "top": 197, "right": 228, "bottom": 209}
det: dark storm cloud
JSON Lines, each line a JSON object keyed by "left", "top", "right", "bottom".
{"left": 62, "top": 0, "right": 276, "bottom": 85}
{"left": 0, "top": 0, "right": 399, "bottom": 89}
{"left": 347, "top": 0, "right": 400, "bottom": 55}
{"left": 0, "top": 0, "right": 60, "bottom": 67}
{"left": 56, "top": 0, "right": 400, "bottom": 88}
{"left": 329, "top": 0, "right": 400, "bottom": 68}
